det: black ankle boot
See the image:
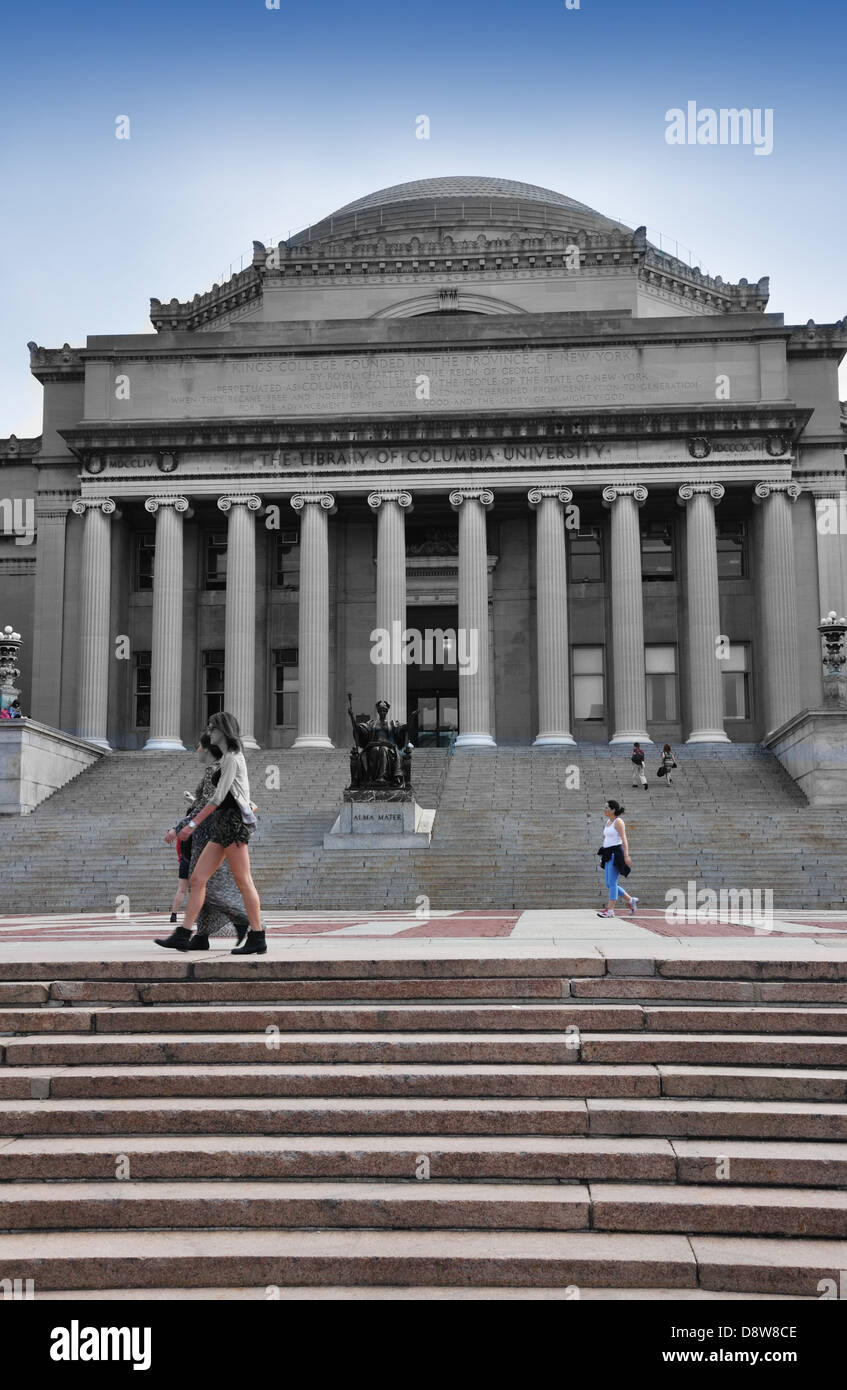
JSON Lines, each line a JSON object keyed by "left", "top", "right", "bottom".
{"left": 186, "top": 933, "right": 209, "bottom": 950}
{"left": 234, "top": 921, "right": 249, "bottom": 946}
{"left": 231, "top": 930, "right": 267, "bottom": 956}
{"left": 154, "top": 926, "right": 192, "bottom": 951}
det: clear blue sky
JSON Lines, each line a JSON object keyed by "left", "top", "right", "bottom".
{"left": 2, "top": 0, "right": 845, "bottom": 436}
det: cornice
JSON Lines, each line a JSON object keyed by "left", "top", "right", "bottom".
{"left": 27, "top": 343, "right": 84, "bottom": 383}
{"left": 149, "top": 222, "right": 769, "bottom": 331}
{"left": 58, "top": 404, "right": 810, "bottom": 459}
{"left": 786, "top": 319, "right": 847, "bottom": 358}
{"left": 0, "top": 435, "right": 42, "bottom": 460}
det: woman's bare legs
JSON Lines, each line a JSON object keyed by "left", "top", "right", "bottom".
{"left": 170, "top": 879, "right": 189, "bottom": 915}
{"left": 224, "top": 842, "right": 262, "bottom": 932}
{"left": 180, "top": 842, "right": 226, "bottom": 932}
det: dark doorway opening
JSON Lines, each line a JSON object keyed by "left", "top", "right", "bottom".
{"left": 406, "top": 604, "right": 460, "bottom": 748}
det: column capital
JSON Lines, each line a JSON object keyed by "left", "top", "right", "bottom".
{"left": 290, "top": 492, "right": 337, "bottom": 515}
{"left": 71, "top": 498, "right": 116, "bottom": 516}
{"left": 144, "top": 495, "right": 190, "bottom": 515}
{"left": 217, "top": 494, "right": 263, "bottom": 513}
{"left": 677, "top": 482, "right": 725, "bottom": 507}
{"left": 449, "top": 488, "right": 494, "bottom": 511}
{"left": 753, "top": 481, "right": 801, "bottom": 504}
{"left": 528, "top": 486, "right": 574, "bottom": 508}
{"left": 602, "top": 484, "right": 648, "bottom": 507}
{"left": 367, "top": 489, "right": 413, "bottom": 512}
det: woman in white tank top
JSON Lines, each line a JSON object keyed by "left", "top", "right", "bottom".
{"left": 597, "top": 799, "right": 638, "bottom": 918}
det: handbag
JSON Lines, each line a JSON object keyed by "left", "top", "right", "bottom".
{"left": 657, "top": 765, "right": 666, "bottom": 777}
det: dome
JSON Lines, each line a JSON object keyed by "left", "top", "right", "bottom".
{"left": 333, "top": 176, "right": 605, "bottom": 219}
{"left": 286, "top": 175, "right": 632, "bottom": 247}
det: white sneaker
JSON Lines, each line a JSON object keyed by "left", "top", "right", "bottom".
{"left": 628, "top": 896, "right": 639, "bottom": 915}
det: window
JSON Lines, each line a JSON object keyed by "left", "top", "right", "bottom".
{"left": 203, "top": 649, "right": 225, "bottom": 721}
{"left": 568, "top": 529, "right": 603, "bottom": 583}
{"left": 136, "top": 534, "right": 155, "bottom": 591}
{"left": 646, "top": 645, "right": 678, "bottom": 721}
{"left": 717, "top": 520, "right": 746, "bottom": 579}
{"left": 641, "top": 521, "right": 674, "bottom": 580}
{"left": 134, "top": 650, "right": 151, "bottom": 728}
{"left": 205, "top": 533, "right": 227, "bottom": 590}
{"left": 273, "top": 647, "right": 299, "bottom": 726}
{"left": 275, "top": 530, "right": 300, "bottom": 590}
{"left": 572, "top": 646, "right": 604, "bottom": 720}
{"left": 722, "top": 643, "right": 750, "bottom": 719}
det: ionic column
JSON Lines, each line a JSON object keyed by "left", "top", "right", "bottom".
{"left": 290, "top": 492, "right": 336, "bottom": 748}
{"left": 602, "top": 484, "right": 651, "bottom": 744}
{"left": 753, "top": 481, "right": 802, "bottom": 734}
{"left": 368, "top": 489, "right": 413, "bottom": 721}
{"left": 449, "top": 488, "right": 495, "bottom": 747}
{"left": 144, "top": 496, "right": 189, "bottom": 751}
{"left": 217, "top": 494, "right": 262, "bottom": 750}
{"left": 70, "top": 497, "right": 116, "bottom": 749}
{"left": 677, "top": 482, "right": 730, "bottom": 743}
{"left": 528, "top": 486, "right": 575, "bottom": 745}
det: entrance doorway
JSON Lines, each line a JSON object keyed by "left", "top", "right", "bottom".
{"left": 406, "top": 604, "right": 460, "bottom": 748}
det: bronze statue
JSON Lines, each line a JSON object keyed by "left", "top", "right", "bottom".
{"left": 347, "top": 694, "right": 415, "bottom": 789}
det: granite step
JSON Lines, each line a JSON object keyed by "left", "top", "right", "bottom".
{"left": 3, "top": 1094, "right": 847, "bottom": 1139}
{"left": 0, "top": 1180, "right": 592, "bottom": 1231}
{"left": 589, "top": 1183, "right": 847, "bottom": 1237}
{"left": 0, "top": 1228, "right": 842, "bottom": 1295}
{"left": 4, "top": 1178, "right": 845, "bottom": 1238}
{"left": 0, "top": 1062, "right": 659, "bottom": 1101}
{"left": 7, "top": 1030, "right": 847, "bottom": 1069}
{"left": 4, "top": 1134, "right": 846, "bottom": 1186}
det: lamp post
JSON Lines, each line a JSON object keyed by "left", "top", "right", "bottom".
{"left": 0, "top": 625, "right": 22, "bottom": 714}
{"left": 819, "top": 611, "right": 847, "bottom": 708}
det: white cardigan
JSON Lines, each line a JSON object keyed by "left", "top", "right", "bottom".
{"left": 208, "top": 751, "right": 256, "bottom": 824}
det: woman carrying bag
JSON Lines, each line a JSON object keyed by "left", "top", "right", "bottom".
{"left": 657, "top": 744, "right": 678, "bottom": 786}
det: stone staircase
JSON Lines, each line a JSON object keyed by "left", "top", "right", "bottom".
{"left": 0, "top": 743, "right": 843, "bottom": 912}
{"left": 1, "top": 951, "right": 846, "bottom": 1297}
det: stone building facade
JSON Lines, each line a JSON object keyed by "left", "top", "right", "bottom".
{"left": 1, "top": 176, "right": 845, "bottom": 750}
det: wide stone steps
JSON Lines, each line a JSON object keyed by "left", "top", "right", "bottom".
{"left": 2, "top": 955, "right": 846, "bottom": 1297}
{"left": 2, "top": 1179, "right": 846, "bottom": 1238}
{"left": 9, "top": 1030, "right": 847, "bottom": 1067}
{"left": 0, "top": 1228, "right": 842, "bottom": 1295}
{"left": 4, "top": 1093, "right": 847, "bottom": 1138}
{"left": 4, "top": 741, "right": 845, "bottom": 909}
{"left": 3, "top": 1134, "right": 846, "bottom": 1184}
{"left": 4, "top": 1062, "right": 846, "bottom": 1102}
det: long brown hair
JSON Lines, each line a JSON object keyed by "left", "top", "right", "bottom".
{"left": 207, "top": 710, "right": 243, "bottom": 753}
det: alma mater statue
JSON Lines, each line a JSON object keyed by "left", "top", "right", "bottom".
{"left": 347, "top": 694, "right": 416, "bottom": 790}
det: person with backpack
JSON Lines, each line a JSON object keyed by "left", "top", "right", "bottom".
{"left": 630, "top": 741, "right": 648, "bottom": 790}
{"left": 658, "top": 743, "right": 678, "bottom": 786}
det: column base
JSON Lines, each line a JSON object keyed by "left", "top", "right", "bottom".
{"left": 686, "top": 730, "right": 731, "bottom": 744}
{"left": 454, "top": 733, "right": 497, "bottom": 748}
{"left": 240, "top": 737, "right": 260, "bottom": 751}
{"left": 533, "top": 734, "right": 577, "bottom": 746}
{"left": 82, "top": 738, "right": 112, "bottom": 752}
{"left": 609, "top": 733, "right": 652, "bottom": 745}
{"left": 292, "top": 736, "right": 335, "bottom": 749}
{"left": 143, "top": 737, "right": 187, "bottom": 752}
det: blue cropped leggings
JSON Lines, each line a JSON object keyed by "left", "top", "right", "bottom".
{"left": 604, "top": 857, "right": 628, "bottom": 900}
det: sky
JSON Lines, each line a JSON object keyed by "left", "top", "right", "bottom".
{"left": 1, "top": 0, "right": 845, "bottom": 437}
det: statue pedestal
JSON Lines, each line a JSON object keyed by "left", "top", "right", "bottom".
{"left": 324, "top": 787, "right": 435, "bottom": 849}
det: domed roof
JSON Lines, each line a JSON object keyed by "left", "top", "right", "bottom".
{"left": 332, "top": 176, "right": 606, "bottom": 219}
{"left": 287, "top": 175, "right": 631, "bottom": 247}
